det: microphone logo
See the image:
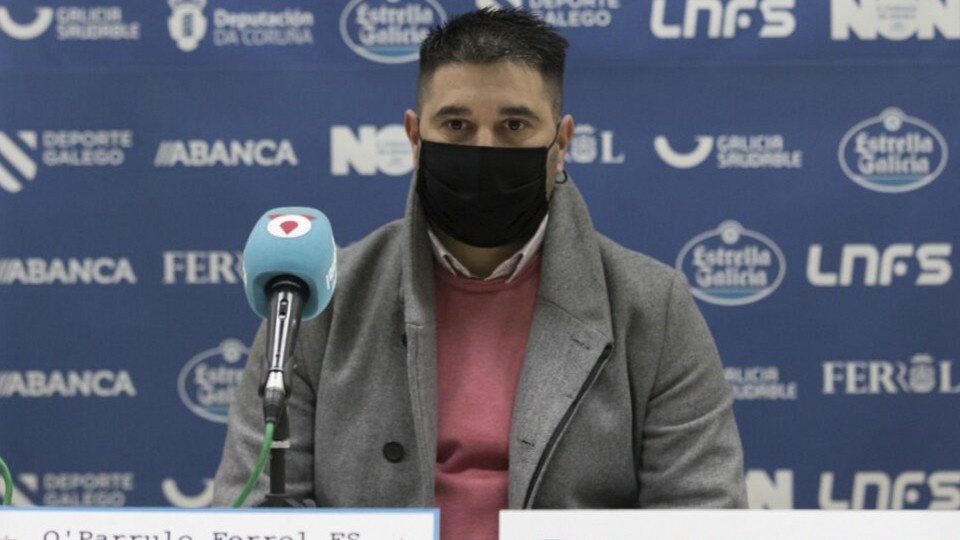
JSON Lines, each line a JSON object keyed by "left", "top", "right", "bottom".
{"left": 266, "top": 213, "right": 316, "bottom": 239}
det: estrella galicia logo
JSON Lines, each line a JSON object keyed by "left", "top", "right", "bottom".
{"left": 0, "top": 6, "right": 54, "bottom": 40}
{"left": 654, "top": 135, "right": 714, "bottom": 169}
{"left": 0, "top": 131, "right": 37, "bottom": 194}
{"left": 839, "top": 107, "right": 948, "bottom": 193}
{"left": 178, "top": 339, "right": 248, "bottom": 423}
{"left": 676, "top": 221, "right": 786, "bottom": 306}
{"left": 167, "top": 0, "right": 208, "bottom": 52}
{"left": 339, "top": 0, "right": 446, "bottom": 64}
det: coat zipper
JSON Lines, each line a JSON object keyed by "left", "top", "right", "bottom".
{"left": 522, "top": 342, "right": 614, "bottom": 508}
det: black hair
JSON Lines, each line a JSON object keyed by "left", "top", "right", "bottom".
{"left": 417, "top": 8, "right": 569, "bottom": 115}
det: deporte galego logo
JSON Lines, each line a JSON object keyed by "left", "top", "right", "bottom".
{"left": 677, "top": 221, "right": 786, "bottom": 306}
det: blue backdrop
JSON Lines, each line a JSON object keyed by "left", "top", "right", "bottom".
{"left": 1, "top": 0, "right": 958, "bottom": 510}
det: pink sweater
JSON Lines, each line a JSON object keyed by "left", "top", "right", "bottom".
{"left": 433, "top": 256, "right": 542, "bottom": 540}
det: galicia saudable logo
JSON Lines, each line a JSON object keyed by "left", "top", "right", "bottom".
{"left": 676, "top": 221, "right": 786, "bottom": 306}
{"left": 0, "top": 6, "right": 54, "bottom": 39}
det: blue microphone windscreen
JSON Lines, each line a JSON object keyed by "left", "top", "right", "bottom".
{"left": 243, "top": 207, "right": 336, "bottom": 320}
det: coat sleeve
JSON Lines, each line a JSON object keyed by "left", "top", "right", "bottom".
{"left": 211, "top": 320, "right": 318, "bottom": 507}
{"left": 637, "top": 273, "right": 747, "bottom": 508}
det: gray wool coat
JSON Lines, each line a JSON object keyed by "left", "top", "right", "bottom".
{"left": 213, "top": 177, "right": 747, "bottom": 509}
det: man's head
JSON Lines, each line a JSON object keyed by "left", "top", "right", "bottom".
{"left": 404, "top": 8, "right": 575, "bottom": 256}
{"left": 416, "top": 8, "right": 568, "bottom": 118}
{"left": 405, "top": 8, "right": 575, "bottom": 186}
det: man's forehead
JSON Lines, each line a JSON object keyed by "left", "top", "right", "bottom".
{"left": 419, "top": 61, "right": 555, "bottom": 114}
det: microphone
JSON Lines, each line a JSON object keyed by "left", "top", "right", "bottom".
{"left": 243, "top": 207, "right": 337, "bottom": 424}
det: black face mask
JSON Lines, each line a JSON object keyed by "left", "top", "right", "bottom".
{"left": 416, "top": 138, "right": 554, "bottom": 248}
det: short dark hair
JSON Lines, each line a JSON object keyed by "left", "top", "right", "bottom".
{"left": 417, "top": 8, "right": 569, "bottom": 116}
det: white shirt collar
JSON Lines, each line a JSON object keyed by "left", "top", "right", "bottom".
{"left": 427, "top": 214, "right": 549, "bottom": 282}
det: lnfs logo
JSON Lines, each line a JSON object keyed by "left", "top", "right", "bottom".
{"left": 178, "top": 339, "right": 249, "bottom": 423}
{"left": 650, "top": 0, "right": 796, "bottom": 39}
{"left": 0, "top": 5, "right": 54, "bottom": 39}
{"left": 340, "top": 0, "right": 446, "bottom": 64}
{"left": 807, "top": 242, "right": 953, "bottom": 287}
{"left": 676, "top": 221, "right": 786, "bottom": 306}
{"left": 839, "top": 108, "right": 947, "bottom": 193}
{"left": 0, "top": 131, "right": 37, "bottom": 193}
{"left": 167, "top": 0, "right": 208, "bottom": 52}
{"left": 832, "top": 0, "right": 960, "bottom": 40}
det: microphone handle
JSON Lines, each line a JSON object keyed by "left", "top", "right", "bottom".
{"left": 261, "top": 276, "right": 308, "bottom": 425}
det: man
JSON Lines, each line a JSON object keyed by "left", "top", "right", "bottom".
{"left": 214, "top": 7, "right": 746, "bottom": 538}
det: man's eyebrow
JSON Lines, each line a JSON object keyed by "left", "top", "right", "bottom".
{"left": 500, "top": 106, "right": 541, "bottom": 121}
{"left": 431, "top": 105, "right": 472, "bottom": 119}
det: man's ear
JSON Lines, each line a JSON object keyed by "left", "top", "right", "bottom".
{"left": 555, "top": 114, "right": 575, "bottom": 175}
{"left": 404, "top": 109, "right": 420, "bottom": 168}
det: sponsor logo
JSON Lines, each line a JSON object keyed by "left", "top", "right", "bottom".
{"left": 0, "top": 370, "right": 137, "bottom": 398}
{"left": 0, "top": 131, "right": 38, "bottom": 194}
{"left": 161, "top": 477, "right": 214, "bottom": 508}
{"left": 807, "top": 243, "right": 953, "bottom": 287}
{"left": 724, "top": 365, "right": 798, "bottom": 400}
{"left": 676, "top": 221, "right": 786, "bottom": 306}
{"left": 565, "top": 124, "right": 625, "bottom": 165}
{"left": 655, "top": 133, "right": 802, "bottom": 170}
{"left": 0, "top": 257, "right": 137, "bottom": 285}
{"left": 330, "top": 124, "right": 412, "bottom": 176}
{"left": 823, "top": 354, "right": 959, "bottom": 395}
{"left": 162, "top": 251, "right": 243, "bottom": 285}
{"left": 167, "top": 0, "right": 207, "bottom": 52}
{"left": 267, "top": 213, "right": 315, "bottom": 239}
{"left": 212, "top": 7, "right": 315, "bottom": 48}
{"left": 821, "top": 470, "right": 960, "bottom": 509}
{"left": 650, "top": 0, "right": 796, "bottom": 39}
{"left": 480, "top": 0, "right": 622, "bottom": 29}
{"left": 1, "top": 6, "right": 140, "bottom": 41}
{"left": 838, "top": 107, "right": 947, "bottom": 193}
{"left": 154, "top": 139, "right": 298, "bottom": 168}
{"left": 178, "top": 339, "right": 248, "bottom": 423}
{"left": 340, "top": 0, "right": 445, "bottom": 64}
{"left": 747, "top": 469, "right": 960, "bottom": 510}
{"left": 746, "top": 469, "right": 794, "bottom": 509}
{"left": 0, "top": 6, "right": 54, "bottom": 39}
{"left": 832, "top": 0, "right": 960, "bottom": 40}
{"left": 3, "top": 472, "right": 135, "bottom": 506}
{"left": 0, "top": 129, "right": 132, "bottom": 195}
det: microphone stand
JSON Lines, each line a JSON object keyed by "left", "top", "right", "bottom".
{"left": 257, "top": 277, "right": 314, "bottom": 508}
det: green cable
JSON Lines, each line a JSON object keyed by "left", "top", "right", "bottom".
{"left": 0, "top": 454, "right": 12, "bottom": 506}
{"left": 232, "top": 421, "right": 275, "bottom": 508}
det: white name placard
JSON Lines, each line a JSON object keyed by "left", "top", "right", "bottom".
{"left": 0, "top": 507, "right": 437, "bottom": 540}
{"left": 500, "top": 509, "right": 958, "bottom": 540}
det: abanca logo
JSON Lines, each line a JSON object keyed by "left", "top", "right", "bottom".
{"left": 676, "top": 220, "right": 786, "bottom": 306}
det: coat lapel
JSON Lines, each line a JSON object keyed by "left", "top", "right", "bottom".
{"left": 507, "top": 179, "right": 615, "bottom": 508}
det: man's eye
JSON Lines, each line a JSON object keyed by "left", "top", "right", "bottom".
{"left": 447, "top": 120, "right": 465, "bottom": 130}
{"left": 506, "top": 120, "right": 525, "bottom": 131}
